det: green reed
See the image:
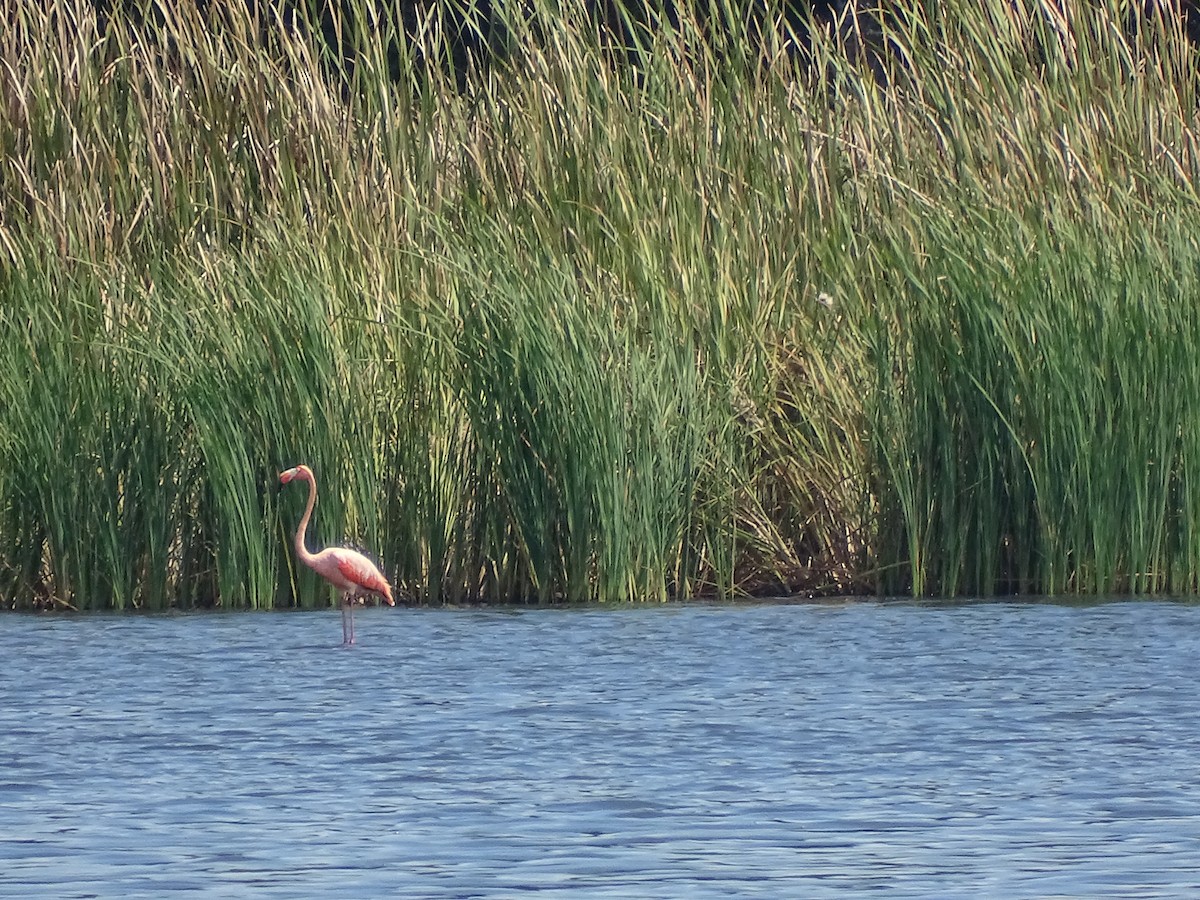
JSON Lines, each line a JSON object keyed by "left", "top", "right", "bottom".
{"left": 3, "top": 0, "right": 1200, "bottom": 609}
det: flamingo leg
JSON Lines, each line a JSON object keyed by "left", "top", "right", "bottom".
{"left": 341, "top": 597, "right": 353, "bottom": 646}
{"left": 343, "top": 595, "right": 356, "bottom": 646}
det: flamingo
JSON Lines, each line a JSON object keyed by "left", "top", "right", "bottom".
{"left": 279, "top": 464, "right": 394, "bottom": 645}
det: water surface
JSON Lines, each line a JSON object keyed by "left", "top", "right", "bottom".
{"left": 2, "top": 600, "right": 1199, "bottom": 897}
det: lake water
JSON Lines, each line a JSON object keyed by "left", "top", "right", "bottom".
{"left": 2, "top": 600, "right": 1199, "bottom": 897}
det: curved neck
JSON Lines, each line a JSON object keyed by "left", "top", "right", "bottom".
{"left": 294, "top": 474, "right": 319, "bottom": 567}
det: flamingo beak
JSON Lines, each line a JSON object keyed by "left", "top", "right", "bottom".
{"left": 279, "top": 468, "right": 297, "bottom": 484}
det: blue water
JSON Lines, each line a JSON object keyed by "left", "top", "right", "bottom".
{"left": 2, "top": 600, "right": 1199, "bottom": 897}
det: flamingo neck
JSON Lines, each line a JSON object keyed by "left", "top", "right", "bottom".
{"left": 294, "top": 474, "right": 320, "bottom": 568}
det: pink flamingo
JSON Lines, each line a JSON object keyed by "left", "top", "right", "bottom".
{"left": 279, "top": 464, "right": 394, "bottom": 645}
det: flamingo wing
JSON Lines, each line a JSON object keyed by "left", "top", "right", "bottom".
{"left": 334, "top": 550, "right": 395, "bottom": 605}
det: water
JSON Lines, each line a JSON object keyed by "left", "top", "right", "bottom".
{"left": 2, "top": 600, "right": 1199, "bottom": 897}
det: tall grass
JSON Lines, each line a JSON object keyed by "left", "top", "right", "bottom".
{"left": 3, "top": 0, "right": 1200, "bottom": 609}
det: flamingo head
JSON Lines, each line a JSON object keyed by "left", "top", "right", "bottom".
{"left": 279, "top": 464, "right": 313, "bottom": 485}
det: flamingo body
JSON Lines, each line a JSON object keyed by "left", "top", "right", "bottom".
{"left": 280, "top": 464, "right": 394, "bottom": 644}
{"left": 311, "top": 547, "right": 394, "bottom": 603}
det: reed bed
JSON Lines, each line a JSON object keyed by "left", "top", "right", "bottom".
{"left": 3, "top": 0, "right": 1200, "bottom": 609}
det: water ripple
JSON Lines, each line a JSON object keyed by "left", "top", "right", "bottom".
{"left": 2, "top": 600, "right": 1199, "bottom": 896}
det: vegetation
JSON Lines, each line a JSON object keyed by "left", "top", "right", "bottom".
{"left": 3, "top": 0, "right": 1200, "bottom": 610}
